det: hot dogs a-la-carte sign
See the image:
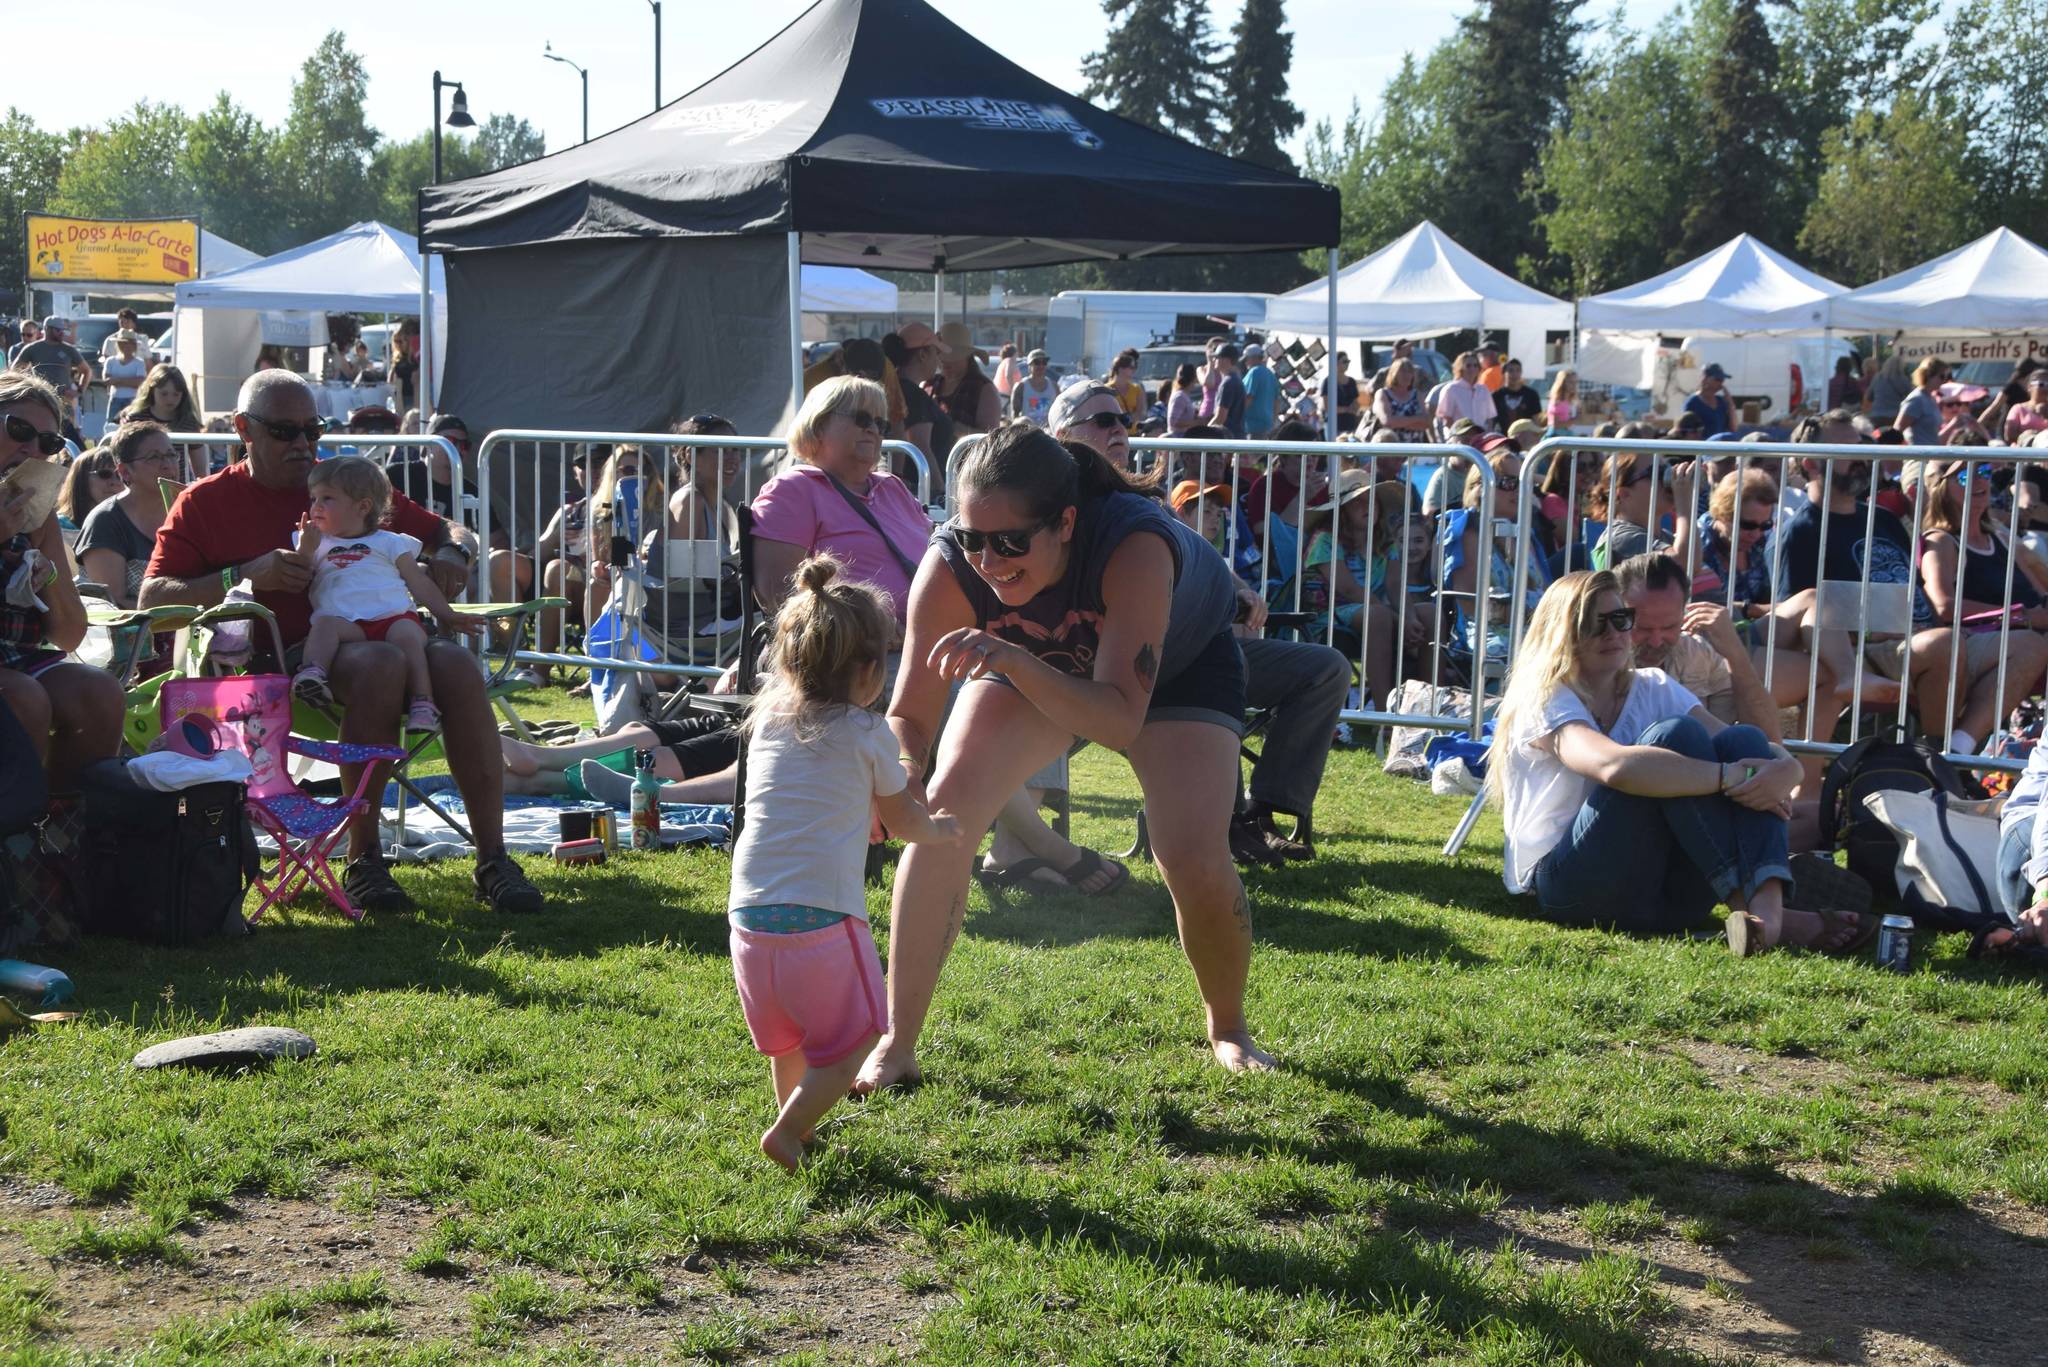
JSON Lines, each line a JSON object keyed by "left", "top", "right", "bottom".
{"left": 24, "top": 214, "right": 200, "bottom": 286}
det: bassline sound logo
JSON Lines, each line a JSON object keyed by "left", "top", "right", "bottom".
{"left": 652, "top": 99, "right": 808, "bottom": 144}
{"left": 869, "top": 97, "right": 1104, "bottom": 150}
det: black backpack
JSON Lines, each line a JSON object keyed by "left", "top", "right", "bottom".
{"left": 75, "top": 761, "right": 257, "bottom": 945}
{"left": 1818, "top": 730, "right": 1985, "bottom": 912}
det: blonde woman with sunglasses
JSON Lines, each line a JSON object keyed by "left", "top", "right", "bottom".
{"left": 1484, "top": 570, "right": 1870, "bottom": 955}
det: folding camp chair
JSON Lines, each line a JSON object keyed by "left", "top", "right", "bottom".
{"left": 160, "top": 673, "right": 404, "bottom": 922}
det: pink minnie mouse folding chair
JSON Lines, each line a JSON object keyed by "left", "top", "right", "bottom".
{"left": 160, "top": 675, "right": 407, "bottom": 922}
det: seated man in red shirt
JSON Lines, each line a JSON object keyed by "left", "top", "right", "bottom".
{"left": 141, "top": 371, "right": 542, "bottom": 915}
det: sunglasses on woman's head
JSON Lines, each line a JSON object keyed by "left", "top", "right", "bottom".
{"left": 1589, "top": 607, "right": 1636, "bottom": 637}
{"left": 948, "top": 517, "right": 1051, "bottom": 558}
{"left": 2, "top": 413, "right": 64, "bottom": 456}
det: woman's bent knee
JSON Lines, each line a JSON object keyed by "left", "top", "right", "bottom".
{"left": 1711, "top": 724, "right": 1774, "bottom": 761}
{"left": 1638, "top": 714, "right": 1712, "bottom": 757}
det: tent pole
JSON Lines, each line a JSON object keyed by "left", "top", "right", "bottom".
{"left": 418, "top": 247, "right": 433, "bottom": 416}
{"left": 787, "top": 232, "right": 803, "bottom": 419}
{"left": 934, "top": 266, "right": 945, "bottom": 329}
{"left": 1324, "top": 246, "right": 1341, "bottom": 440}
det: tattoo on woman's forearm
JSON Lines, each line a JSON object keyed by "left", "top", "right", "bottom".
{"left": 1134, "top": 642, "right": 1158, "bottom": 694}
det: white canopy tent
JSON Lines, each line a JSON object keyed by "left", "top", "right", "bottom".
{"left": 171, "top": 221, "right": 448, "bottom": 416}
{"left": 1828, "top": 227, "right": 2048, "bottom": 336}
{"left": 800, "top": 266, "right": 897, "bottom": 314}
{"left": 1578, "top": 234, "right": 1843, "bottom": 336}
{"left": 1574, "top": 235, "right": 1851, "bottom": 418}
{"left": 1262, "top": 220, "right": 1572, "bottom": 374}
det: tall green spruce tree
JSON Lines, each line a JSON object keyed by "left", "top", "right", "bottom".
{"left": 1679, "top": 0, "right": 1793, "bottom": 257}
{"left": 1221, "top": 0, "right": 1302, "bottom": 173}
{"left": 1440, "top": 0, "right": 1582, "bottom": 276}
{"left": 1081, "top": 0, "right": 1222, "bottom": 144}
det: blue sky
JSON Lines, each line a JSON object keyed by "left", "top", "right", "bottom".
{"left": 16, "top": 0, "right": 1684, "bottom": 161}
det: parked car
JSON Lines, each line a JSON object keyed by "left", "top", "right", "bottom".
{"left": 1368, "top": 345, "right": 1453, "bottom": 389}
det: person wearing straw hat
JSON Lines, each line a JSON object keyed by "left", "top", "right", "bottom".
{"left": 101, "top": 329, "right": 148, "bottom": 426}
{"left": 931, "top": 322, "right": 1001, "bottom": 436}
{"left": 1295, "top": 468, "right": 1420, "bottom": 710}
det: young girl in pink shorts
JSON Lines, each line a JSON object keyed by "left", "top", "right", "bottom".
{"left": 728, "top": 553, "right": 962, "bottom": 1170}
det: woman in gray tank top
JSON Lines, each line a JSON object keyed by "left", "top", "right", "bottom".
{"left": 853, "top": 422, "right": 1272, "bottom": 1096}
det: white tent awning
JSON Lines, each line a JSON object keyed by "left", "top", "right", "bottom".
{"left": 1578, "top": 234, "right": 1842, "bottom": 336}
{"left": 801, "top": 265, "right": 896, "bottom": 314}
{"left": 1827, "top": 228, "right": 2048, "bottom": 336}
{"left": 1263, "top": 220, "right": 1571, "bottom": 340}
{"left": 174, "top": 221, "right": 445, "bottom": 314}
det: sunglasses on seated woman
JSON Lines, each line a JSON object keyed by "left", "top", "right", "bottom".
{"left": 1588, "top": 607, "right": 1636, "bottom": 637}
{"left": 839, "top": 410, "right": 884, "bottom": 431}
{"left": 947, "top": 516, "right": 1053, "bottom": 557}
{"left": 3, "top": 413, "right": 65, "bottom": 456}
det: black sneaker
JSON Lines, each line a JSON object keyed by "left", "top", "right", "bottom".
{"left": 1228, "top": 814, "right": 1284, "bottom": 869}
{"left": 342, "top": 856, "right": 417, "bottom": 917}
{"left": 474, "top": 853, "right": 544, "bottom": 914}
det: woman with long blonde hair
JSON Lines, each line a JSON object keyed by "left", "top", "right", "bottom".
{"left": 1484, "top": 570, "right": 1870, "bottom": 953}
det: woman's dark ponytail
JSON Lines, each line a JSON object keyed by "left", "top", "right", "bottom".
{"left": 1060, "top": 440, "right": 1164, "bottom": 503}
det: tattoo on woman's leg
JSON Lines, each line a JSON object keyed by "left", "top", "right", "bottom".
{"left": 1233, "top": 885, "right": 1252, "bottom": 935}
{"left": 941, "top": 890, "right": 965, "bottom": 954}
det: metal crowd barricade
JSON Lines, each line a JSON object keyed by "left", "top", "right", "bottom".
{"left": 1506, "top": 437, "right": 2047, "bottom": 776}
{"left": 152, "top": 432, "right": 478, "bottom": 594}
{"left": 472, "top": 429, "right": 931, "bottom": 684}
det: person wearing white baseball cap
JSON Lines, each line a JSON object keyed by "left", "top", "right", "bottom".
{"left": 1008, "top": 349, "right": 1059, "bottom": 426}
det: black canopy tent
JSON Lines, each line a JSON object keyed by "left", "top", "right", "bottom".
{"left": 415, "top": 0, "right": 1343, "bottom": 436}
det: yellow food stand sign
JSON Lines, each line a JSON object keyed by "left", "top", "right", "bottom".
{"left": 24, "top": 214, "right": 201, "bottom": 286}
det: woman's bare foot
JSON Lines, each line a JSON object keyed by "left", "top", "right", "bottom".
{"left": 500, "top": 734, "right": 542, "bottom": 778}
{"left": 1210, "top": 1029, "right": 1277, "bottom": 1072}
{"left": 759, "top": 1127, "right": 804, "bottom": 1172}
{"left": 851, "top": 1036, "right": 921, "bottom": 1096}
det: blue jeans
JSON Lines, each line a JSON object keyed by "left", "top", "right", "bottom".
{"left": 1997, "top": 818, "right": 2032, "bottom": 923}
{"left": 1533, "top": 717, "right": 1791, "bottom": 934}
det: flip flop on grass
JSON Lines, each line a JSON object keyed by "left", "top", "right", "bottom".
{"left": 977, "top": 848, "right": 1130, "bottom": 897}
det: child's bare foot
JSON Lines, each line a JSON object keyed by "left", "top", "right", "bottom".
{"left": 1211, "top": 1029, "right": 1277, "bottom": 1073}
{"left": 851, "top": 1036, "right": 920, "bottom": 1096}
{"left": 759, "top": 1126, "right": 804, "bottom": 1172}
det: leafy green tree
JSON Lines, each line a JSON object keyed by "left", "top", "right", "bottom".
{"left": 1220, "top": 0, "right": 1301, "bottom": 174}
{"left": 1533, "top": 20, "right": 1705, "bottom": 293}
{"left": 1944, "top": 0, "right": 2048, "bottom": 245}
{"left": 182, "top": 94, "right": 282, "bottom": 254}
{"left": 277, "top": 31, "right": 381, "bottom": 239}
{"left": 1441, "top": 0, "right": 1584, "bottom": 279}
{"left": 1678, "top": 0, "right": 1795, "bottom": 258}
{"left": 475, "top": 115, "right": 546, "bottom": 173}
{"left": 1298, "top": 37, "right": 1472, "bottom": 274}
{"left": 1773, "top": 0, "right": 1936, "bottom": 197}
{"left": 1797, "top": 92, "right": 1974, "bottom": 282}
{"left": 1081, "top": 0, "right": 1222, "bottom": 143}
{"left": 0, "top": 110, "right": 78, "bottom": 295}
{"left": 51, "top": 102, "right": 194, "bottom": 223}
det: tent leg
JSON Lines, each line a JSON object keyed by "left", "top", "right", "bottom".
{"left": 787, "top": 231, "right": 803, "bottom": 420}
{"left": 934, "top": 267, "right": 945, "bottom": 329}
{"left": 1324, "top": 246, "right": 1341, "bottom": 441}
{"left": 418, "top": 248, "right": 433, "bottom": 415}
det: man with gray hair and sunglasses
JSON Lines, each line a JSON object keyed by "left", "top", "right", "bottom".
{"left": 141, "top": 369, "right": 539, "bottom": 917}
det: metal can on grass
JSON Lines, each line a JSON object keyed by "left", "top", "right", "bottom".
{"left": 1875, "top": 914, "right": 1915, "bottom": 972}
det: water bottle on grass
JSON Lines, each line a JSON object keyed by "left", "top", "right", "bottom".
{"left": 0, "top": 960, "right": 74, "bottom": 1008}
{"left": 630, "top": 748, "right": 661, "bottom": 850}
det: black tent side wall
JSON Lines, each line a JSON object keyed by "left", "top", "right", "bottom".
{"left": 443, "top": 236, "right": 793, "bottom": 534}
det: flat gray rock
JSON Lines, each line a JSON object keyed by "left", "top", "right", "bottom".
{"left": 131, "top": 1026, "right": 316, "bottom": 1071}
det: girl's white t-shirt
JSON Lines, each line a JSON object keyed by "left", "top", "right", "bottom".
{"left": 297, "top": 527, "right": 421, "bottom": 623}
{"left": 1500, "top": 668, "right": 1701, "bottom": 893}
{"left": 728, "top": 706, "right": 906, "bottom": 921}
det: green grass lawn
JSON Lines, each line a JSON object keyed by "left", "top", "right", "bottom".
{"left": 4, "top": 689, "right": 2048, "bottom": 1364}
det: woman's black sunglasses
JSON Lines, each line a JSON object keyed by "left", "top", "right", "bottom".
{"left": 1590, "top": 607, "right": 1637, "bottom": 637}
{"left": 949, "top": 517, "right": 1051, "bottom": 558}
{"left": 841, "top": 410, "right": 884, "bottom": 432}
{"left": 3, "top": 413, "right": 65, "bottom": 456}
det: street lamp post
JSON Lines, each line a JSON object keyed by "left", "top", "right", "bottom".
{"left": 647, "top": 0, "right": 662, "bottom": 110}
{"left": 544, "top": 43, "right": 590, "bottom": 145}
{"left": 430, "top": 70, "right": 476, "bottom": 185}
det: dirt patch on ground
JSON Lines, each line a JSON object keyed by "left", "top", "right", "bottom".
{"left": 1675, "top": 1040, "right": 2020, "bottom": 1115}
{"left": 1, "top": 1177, "right": 940, "bottom": 1362}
